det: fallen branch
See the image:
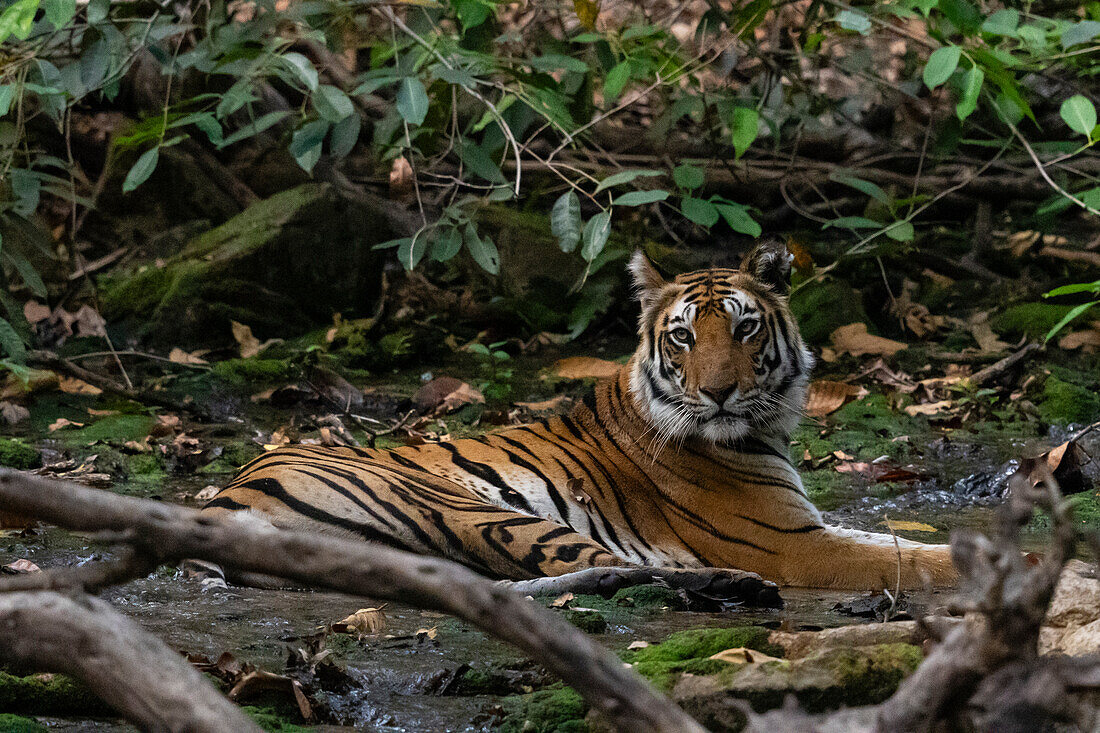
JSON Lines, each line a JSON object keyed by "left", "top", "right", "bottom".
{"left": 0, "top": 469, "right": 705, "bottom": 733}
{"left": 0, "top": 590, "right": 261, "bottom": 732}
{"left": 969, "top": 342, "right": 1041, "bottom": 386}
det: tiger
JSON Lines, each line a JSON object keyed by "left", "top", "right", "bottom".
{"left": 203, "top": 242, "right": 956, "bottom": 590}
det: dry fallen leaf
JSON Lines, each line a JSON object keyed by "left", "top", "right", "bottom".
{"left": 627, "top": 640, "right": 650, "bottom": 650}
{"left": 883, "top": 520, "right": 938, "bottom": 533}
{"left": 415, "top": 627, "right": 438, "bottom": 642}
{"left": 23, "top": 300, "right": 51, "bottom": 324}
{"left": 804, "top": 380, "right": 866, "bottom": 418}
{"left": 550, "top": 592, "right": 575, "bottom": 608}
{"left": 169, "top": 347, "right": 209, "bottom": 365}
{"left": 48, "top": 417, "right": 83, "bottom": 432}
{"left": 904, "top": 400, "right": 953, "bottom": 417}
{"left": 332, "top": 606, "right": 388, "bottom": 636}
{"left": 830, "top": 323, "right": 907, "bottom": 358}
{"left": 58, "top": 376, "right": 102, "bottom": 396}
{"left": 1058, "top": 322, "right": 1100, "bottom": 352}
{"left": 414, "top": 376, "right": 484, "bottom": 416}
{"left": 230, "top": 321, "right": 280, "bottom": 359}
{"left": 709, "top": 647, "right": 783, "bottom": 665}
{"left": 550, "top": 356, "right": 621, "bottom": 380}
{"left": 515, "top": 395, "right": 571, "bottom": 412}
{"left": 389, "top": 156, "right": 414, "bottom": 198}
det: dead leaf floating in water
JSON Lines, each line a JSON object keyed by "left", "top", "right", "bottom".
{"left": 332, "top": 606, "right": 387, "bottom": 636}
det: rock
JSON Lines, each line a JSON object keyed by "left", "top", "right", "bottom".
{"left": 672, "top": 643, "right": 922, "bottom": 730}
{"left": 768, "top": 622, "right": 921, "bottom": 659}
{"left": 1040, "top": 560, "right": 1100, "bottom": 656}
{"left": 101, "top": 183, "right": 389, "bottom": 346}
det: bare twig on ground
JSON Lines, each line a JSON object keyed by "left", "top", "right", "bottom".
{"left": 0, "top": 590, "right": 262, "bottom": 732}
{"left": 968, "top": 342, "right": 1041, "bottom": 386}
{"left": 0, "top": 469, "right": 705, "bottom": 733}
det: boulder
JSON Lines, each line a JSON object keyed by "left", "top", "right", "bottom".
{"left": 101, "top": 183, "right": 389, "bottom": 346}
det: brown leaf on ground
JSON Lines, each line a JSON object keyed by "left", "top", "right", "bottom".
{"left": 1058, "top": 321, "right": 1100, "bottom": 352}
{"left": 968, "top": 312, "right": 1010, "bottom": 353}
{"left": 627, "top": 640, "right": 650, "bottom": 650}
{"left": 854, "top": 358, "right": 918, "bottom": 393}
{"left": 883, "top": 520, "right": 938, "bottom": 533}
{"left": 904, "top": 400, "right": 953, "bottom": 416}
{"left": 149, "top": 414, "right": 181, "bottom": 438}
{"left": 230, "top": 321, "right": 281, "bottom": 359}
{"left": 168, "top": 347, "right": 209, "bottom": 365}
{"left": 836, "top": 460, "right": 922, "bottom": 483}
{"left": 830, "top": 323, "right": 907, "bottom": 358}
{"left": 58, "top": 376, "right": 102, "bottom": 396}
{"left": 48, "top": 417, "right": 83, "bottom": 431}
{"left": 1037, "top": 439, "right": 1092, "bottom": 494}
{"left": 23, "top": 301, "right": 51, "bottom": 324}
{"left": 1, "top": 559, "right": 42, "bottom": 574}
{"left": 415, "top": 627, "right": 438, "bottom": 642}
{"left": 332, "top": 607, "right": 387, "bottom": 636}
{"left": 0, "top": 401, "right": 30, "bottom": 425}
{"left": 414, "top": 376, "right": 484, "bottom": 415}
{"left": 2, "top": 369, "right": 59, "bottom": 400}
{"left": 550, "top": 592, "right": 575, "bottom": 608}
{"left": 709, "top": 647, "right": 783, "bottom": 665}
{"left": 309, "top": 366, "right": 364, "bottom": 410}
{"left": 805, "top": 380, "right": 866, "bottom": 417}
{"left": 550, "top": 356, "right": 621, "bottom": 380}
{"left": 123, "top": 438, "right": 153, "bottom": 453}
{"left": 228, "top": 670, "right": 313, "bottom": 721}
{"left": 515, "top": 395, "right": 571, "bottom": 412}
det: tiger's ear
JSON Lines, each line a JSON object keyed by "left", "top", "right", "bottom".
{"left": 741, "top": 240, "right": 793, "bottom": 294}
{"left": 629, "top": 250, "right": 667, "bottom": 309}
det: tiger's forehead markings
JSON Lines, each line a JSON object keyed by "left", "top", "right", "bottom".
{"left": 670, "top": 269, "right": 757, "bottom": 320}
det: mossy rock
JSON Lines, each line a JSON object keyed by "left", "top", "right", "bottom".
{"left": 499, "top": 685, "right": 588, "bottom": 733}
{"left": 991, "top": 303, "right": 1077, "bottom": 340}
{"left": 101, "top": 183, "right": 389, "bottom": 347}
{"left": 0, "top": 672, "right": 112, "bottom": 717}
{"left": 1038, "top": 376, "right": 1100, "bottom": 425}
{"left": 672, "top": 643, "right": 922, "bottom": 731}
{"left": 564, "top": 609, "right": 608, "bottom": 634}
{"left": 790, "top": 280, "right": 869, "bottom": 345}
{"left": 0, "top": 714, "right": 47, "bottom": 732}
{"left": 627, "top": 626, "right": 783, "bottom": 691}
{"left": 0, "top": 438, "right": 41, "bottom": 469}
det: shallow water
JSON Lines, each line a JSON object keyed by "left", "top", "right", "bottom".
{"left": 5, "top": 426, "right": 1097, "bottom": 731}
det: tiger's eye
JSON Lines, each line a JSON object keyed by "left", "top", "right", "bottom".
{"left": 735, "top": 320, "right": 759, "bottom": 340}
{"left": 671, "top": 327, "right": 692, "bottom": 344}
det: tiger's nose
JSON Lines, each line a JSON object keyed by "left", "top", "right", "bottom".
{"left": 700, "top": 386, "right": 736, "bottom": 406}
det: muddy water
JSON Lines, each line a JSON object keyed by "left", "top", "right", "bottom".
{"left": 6, "top": 428, "right": 1097, "bottom": 732}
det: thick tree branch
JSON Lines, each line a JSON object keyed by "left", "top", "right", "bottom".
{"left": 0, "top": 469, "right": 704, "bottom": 733}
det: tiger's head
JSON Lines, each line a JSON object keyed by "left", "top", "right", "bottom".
{"left": 628, "top": 242, "right": 813, "bottom": 445}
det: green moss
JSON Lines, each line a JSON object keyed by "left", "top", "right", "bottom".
{"left": 0, "top": 672, "right": 111, "bottom": 717}
{"left": 798, "top": 469, "right": 850, "bottom": 512}
{"left": 0, "top": 714, "right": 47, "bottom": 732}
{"left": 790, "top": 280, "right": 868, "bottom": 345}
{"left": 611, "top": 584, "right": 685, "bottom": 610}
{"left": 627, "top": 626, "right": 782, "bottom": 691}
{"left": 71, "top": 414, "right": 157, "bottom": 444}
{"left": 241, "top": 706, "right": 317, "bottom": 732}
{"left": 212, "top": 358, "right": 297, "bottom": 387}
{"left": 499, "top": 686, "right": 588, "bottom": 733}
{"left": 1038, "top": 376, "right": 1100, "bottom": 425}
{"left": 128, "top": 453, "right": 164, "bottom": 475}
{"left": 564, "top": 609, "right": 608, "bottom": 634}
{"left": 0, "top": 438, "right": 40, "bottom": 469}
{"left": 221, "top": 442, "right": 264, "bottom": 469}
{"left": 992, "top": 303, "right": 1076, "bottom": 340}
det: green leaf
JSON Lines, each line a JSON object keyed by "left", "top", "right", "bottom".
{"left": 43, "top": 0, "right": 75, "bottom": 28}
{"left": 1060, "top": 95, "right": 1097, "bottom": 138}
{"left": 80, "top": 39, "right": 109, "bottom": 92}
{"left": 0, "top": 0, "right": 40, "bottom": 43}
{"left": 581, "top": 211, "right": 612, "bottom": 262}
{"left": 0, "top": 317, "right": 27, "bottom": 363}
{"left": 1045, "top": 301, "right": 1097, "bottom": 341}
{"left": 955, "top": 65, "right": 984, "bottom": 121}
{"left": 681, "top": 197, "right": 719, "bottom": 227}
{"left": 123, "top": 148, "right": 159, "bottom": 193}
{"left": 939, "top": 0, "right": 981, "bottom": 35}
{"left": 884, "top": 221, "right": 915, "bottom": 241}
{"left": 730, "top": 107, "right": 758, "bottom": 159}
{"left": 10, "top": 169, "right": 39, "bottom": 216}
{"left": 672, "top": 164, "right": 704, "bottom": 190}
{"left": 396, "top": 77, "right": 430, "bottom": 126}
{"left": 923, "top": 45, "right": 961, "bottom": 89}
{"left": 456, "top": 137, "right": 505, "bottom": 183}
{"left": 313, "top": 84, "right": 355, "bottom": 122}
{"left": 86, "top": 0, "right": 107, "bottom": 23}
{"left": 612, "top": 190, "right": 669, "bottom": 206}
{"left": 715, "top": 203, "right": 761, "bottom": 237}
{"left": 603, "top": 60, "right": 632, "bottom": 101}
{"left": 593, "top": 169, "right": 662, "bottom": 194}
{"left": 835, "top": 9, "right": 871, "bottom": 34}
{"left": 992, "top": 93, "right": 1023, "bottom": 126}
{"left": 280, "top": 52, "right": 318, "bottom": 92}
{"left": 217, "top": 110, "right": 289, "bottom": 148}
{"left": 330, "top": 113, "right": 360, "bottom": 158}
{"left": 981, "top": 9, "right": 1018, "bottom": 36}
{"left": 289, "top": 120, "right": 330, "bottom": 173}
{"left": 530, "top": 54, "right": 589, "bottom": 74}
{"left": 829, "top": 171, "right": 890, "bottom": 204}
{"left": 823, "top": 216, "right": 882, "bottom": 229}
{"left": 1046, "top": 280, "right": 1100, "bottom": 298}
{"left": 399, "top": 230, "right": 430, "bottom": 271}
{"left": 0, "top": 85, "right": 13, "bottom": 116}
{"left": 432, "top": 227, "right": 463, "bottom": 262}
{"left": 551, "top": 191, "right": 582, "bottom": 253}
{"left": 1061, "top": 20, "right": 1100, "bottom": 49}
{"left": 3, "top": 241, "right": 47, "bottom": 298}
{"left": 454, "top": 0, "right": 493, "bottom": 29}
{"left": 465, "top": 224, "right": 500, "bottom": 274}
{"left": 434, "top": 65, "right": 476, "bottom": 88}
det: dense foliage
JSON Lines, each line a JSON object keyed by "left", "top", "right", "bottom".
{"left": 0, "top": 0, "right": 1098, "bottom": 364}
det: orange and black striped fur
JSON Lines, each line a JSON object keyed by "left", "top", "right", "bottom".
{"left": 204, "top": 243, "right": 956, "bottom": 589}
